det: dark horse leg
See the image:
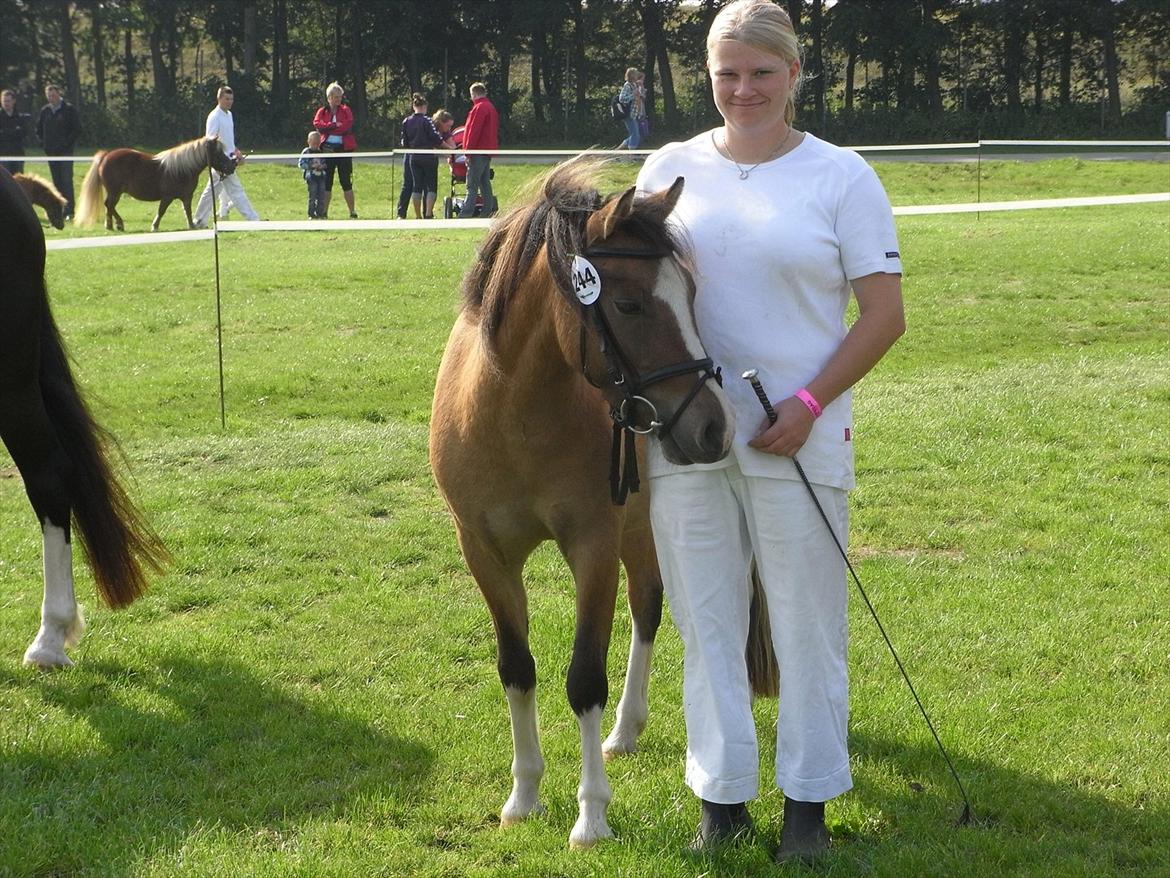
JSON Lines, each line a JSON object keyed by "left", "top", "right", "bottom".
{"left": 603, "top": 522, "right": 664, "bottom": 757}
{"left": 0, "top": 189, "right": 82, "bottom": 666}
{"left": 455, "top": 526, "right": 547, "bottom": 829}
{"left": 1, "top": 170, "right": 164, "bottom": 666}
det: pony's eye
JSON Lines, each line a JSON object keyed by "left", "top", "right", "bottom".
{"left": 614, "top": 299, "right": 643, "bottom": 315}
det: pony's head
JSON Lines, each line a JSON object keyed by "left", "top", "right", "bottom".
{"left": 13, "top": 172, "right": 66, "bottom": 229}
{"left": 463, "top": 160, "right": 734, "bottom": 467}
{"left": 205, "top": 136, "right": 237, "bottom": 177}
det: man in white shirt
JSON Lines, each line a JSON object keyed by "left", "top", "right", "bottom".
{"left": 193, "top": 86, "right": 259, "bottom": 226}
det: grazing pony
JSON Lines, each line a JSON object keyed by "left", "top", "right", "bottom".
{"left": 0, "top": 167, "right": 167, "bottom": 668}
{"left": 74, "top": 135, "right": 236, "bottom": 232}
{"left": 430, "top": 161, "right": 775, "bottom": 848}
{"left": 14, "top": 172, "right": 67, "bottom": 230}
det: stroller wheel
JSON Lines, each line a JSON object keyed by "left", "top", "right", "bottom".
{"left": 443, "top": 196, "right": 454, "bottom": 219}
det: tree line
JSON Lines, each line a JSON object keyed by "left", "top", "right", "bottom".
{"left": 1, "top": 0, "right": 1167, "bottom": 150}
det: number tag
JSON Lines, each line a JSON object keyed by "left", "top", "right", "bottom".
{"left": 571, "top": 255, "right": 602, "bottom": 305}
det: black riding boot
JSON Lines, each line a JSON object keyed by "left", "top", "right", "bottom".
{"left": 690, "top": 799, "right": 753, "bottom": 851}
{"left": 776, "top": 796, "right": 830, "bottom": 863}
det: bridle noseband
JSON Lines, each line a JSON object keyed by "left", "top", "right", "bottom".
{"left": 574, "top": 246, "right": 722, "bottom": 505}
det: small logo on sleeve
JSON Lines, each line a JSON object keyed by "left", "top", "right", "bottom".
{"left": 885, "top": 251, "right": 900, "bottom": 259}
{"left": 845, "top": 427, "right": 851, "bottom": 442}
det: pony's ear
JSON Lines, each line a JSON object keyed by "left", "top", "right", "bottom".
{"left": 586, "top": 185, "right": 637, "bottom": 245}
{"left": 637, "top": 176, "right": 685, "bottom": 224}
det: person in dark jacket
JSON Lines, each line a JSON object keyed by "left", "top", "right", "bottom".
{"left": 1, "top": 89, "right": 32, "bottom": 175}
{"left": 36, "top": 84, "right": 80, "bottom": 218}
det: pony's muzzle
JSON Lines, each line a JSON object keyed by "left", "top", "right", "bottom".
{"left": 658, "top": 384, "right": 735, "bottom": 465}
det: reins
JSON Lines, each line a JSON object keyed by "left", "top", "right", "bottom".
{"left": 572, "top": 245, "right": 721, "bottom": 505}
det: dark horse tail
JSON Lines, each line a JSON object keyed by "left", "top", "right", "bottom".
{"left": 38, "top": 302, "right": 168, "bottom": 607}
{"left": 746, "top": 563, "right": 780, "bottom": 698}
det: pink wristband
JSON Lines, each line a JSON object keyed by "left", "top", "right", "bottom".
{"left": 794, "top": 388, "right": 823, "bottom": 419}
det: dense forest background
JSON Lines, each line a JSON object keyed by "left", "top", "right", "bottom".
{"left": 1, "top": 0, "right": 1168, "bottom": 149}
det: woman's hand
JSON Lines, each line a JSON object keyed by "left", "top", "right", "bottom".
{"left": 747, "top": 395, "right": 815, "bottom": 458}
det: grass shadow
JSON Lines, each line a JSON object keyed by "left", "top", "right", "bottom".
{"left": 0, "top": 654, "right": 433, "bottom": 874}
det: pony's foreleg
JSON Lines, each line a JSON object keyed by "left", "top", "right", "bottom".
{"left": 564, "top": 540, "right": 622, "bottom": 849}
{"left": 23, "top": 520, "right": 85, "bottom": 669}
{"left": 502, "top": 683, "right": 546, "bottom": 826}
{"left": 461, "top": 534, "right": 546, "bottom": 827}
{"left": 604, "top": 527, "right": 663, "bottom": 758}
{"left": 181, "top": 197, "right": 195, "bottom": 230}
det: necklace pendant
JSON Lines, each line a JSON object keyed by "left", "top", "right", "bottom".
{"left": 738, "top": 169, "right": 750, "bottom": 180}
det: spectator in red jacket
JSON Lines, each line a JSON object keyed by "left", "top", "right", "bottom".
{"left": 312, "top": 81, "right": 358, "bottom": 219}
{"left": 457, "top": 82, "right": 498, "bottom": 218}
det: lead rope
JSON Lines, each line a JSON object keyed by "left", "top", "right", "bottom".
{"left": 743, "top": 370, "right": 974, "bottom": 827}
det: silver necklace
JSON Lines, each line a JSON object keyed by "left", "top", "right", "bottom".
{"left": 715, "top": 127, "right": 794, "bottom": 180}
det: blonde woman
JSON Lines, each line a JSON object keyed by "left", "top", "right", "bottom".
{"left": 637, "top": 0, "right": 905, "bottom": 861}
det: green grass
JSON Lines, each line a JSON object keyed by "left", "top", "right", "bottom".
{"left": 17, "top": 155, "right": 1170, "bottom": 233}
{"left": 1, "top": 185, "right": 1168, "bottom": 875}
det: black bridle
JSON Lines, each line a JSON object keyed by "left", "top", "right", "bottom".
{"left": 573, "top": 246, "right": 722, "bottom": 505}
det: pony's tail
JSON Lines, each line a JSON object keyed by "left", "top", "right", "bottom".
{"left": 746, "top": 560, "right": 779, "bottom": 698}
{"left": 38, "top": 303, "right": 168, "bottom": 607}
{"left": 73, "top": 152, "right": 106, "bottom": 227}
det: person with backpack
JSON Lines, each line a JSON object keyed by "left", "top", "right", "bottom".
{"left": 616, "top": 67, "right": 645, "bottom": 150}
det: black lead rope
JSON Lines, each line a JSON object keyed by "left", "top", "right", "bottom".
{"left": 743, "top": 370, "right": 974, "bottom": 828}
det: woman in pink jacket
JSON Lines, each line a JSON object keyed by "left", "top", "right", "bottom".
{"left": 312, "top": 81, "right": 358, "bottom": 218}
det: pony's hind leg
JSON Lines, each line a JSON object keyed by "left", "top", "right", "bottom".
{"left": 105, "top": 194, "right": 123, "bottom": 231}
{"left": 0, "top": 391, "right": 83, "bottom": 668}
{"left": 458, "top": 529, "right": 546, "bottom": 827}
{"left": 604, "top": 524, "right": 663, "bottom": 758}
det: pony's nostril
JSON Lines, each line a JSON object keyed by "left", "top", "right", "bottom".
{"left": 702, "top": 417, "right": 724, "bottom": 451}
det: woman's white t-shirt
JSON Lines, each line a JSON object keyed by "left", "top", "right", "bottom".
{"left": 636, "top": 130, "right": 902, "bottom": 490}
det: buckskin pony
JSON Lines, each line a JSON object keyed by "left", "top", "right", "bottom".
{"left": 430, "top": 160, "right": 776, "bottom": 848}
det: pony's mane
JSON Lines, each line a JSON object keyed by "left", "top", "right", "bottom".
{"left": 156, "top": 136, "right": 215, "bottom": 179}
{"left": 14, "top": 172, "right": 66, "bottom": 206}
{"left": 460, "top": 158, "right": 683, "bottom": 347}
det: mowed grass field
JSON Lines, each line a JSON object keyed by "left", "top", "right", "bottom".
{"left": 0, "top": 161, "right": 1168, "bottom": 877}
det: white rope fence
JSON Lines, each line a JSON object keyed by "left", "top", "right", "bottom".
{"left": 43, "top": 192, "right": 1169, "bottom": 252}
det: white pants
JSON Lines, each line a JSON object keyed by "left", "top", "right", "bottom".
{"left": 193, "top": 170, "right": 259, "bottom": 224}
{"left": 650, "top": 461, "right": 852, "bottom": 804}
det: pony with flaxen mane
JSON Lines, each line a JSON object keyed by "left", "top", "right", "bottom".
{"left": 430, "top": 160, "right": 776, "bottom": 848}
{"left": 0, "top": 167, "right": 167, "bottom": 668}
{"left": 13, "top": 172, "right": 67, "bottom": 229}
{"left": 74, "top": 135, "right": 236, "bottom": 231}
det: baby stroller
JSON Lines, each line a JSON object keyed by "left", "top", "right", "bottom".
{"left": 442, "top": 125, "right": 499, "bottom": 219}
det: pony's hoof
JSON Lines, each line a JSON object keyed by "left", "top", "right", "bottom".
{"left": 500, "top": 799, "right": 545, "bottom": 828}
{"left": 568, "top": 816, "right": 614, "bottom": 849}
{"left": 602, "top": 730, "right": 639, "bottom": 760}
{"left": 23, "top": 645, "right": 74, "bottom": 670}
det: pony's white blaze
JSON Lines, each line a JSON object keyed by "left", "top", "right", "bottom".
{"left": 22, "top": 521, "right": 83, "bottom": 668}
{"left": 652, "top": 258, "right": 706, "bottom": 360}
{"left": 569, "top": 706, "right": 614, "bottom": 848}
{"left": 501, "top": 686, "right": 546, "bottom": 826}
{"left": 603, "top": 632, "right": 653, "bottom": 758}
{"left": 652, "top": 257, "right": 737, "bottom": 433}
